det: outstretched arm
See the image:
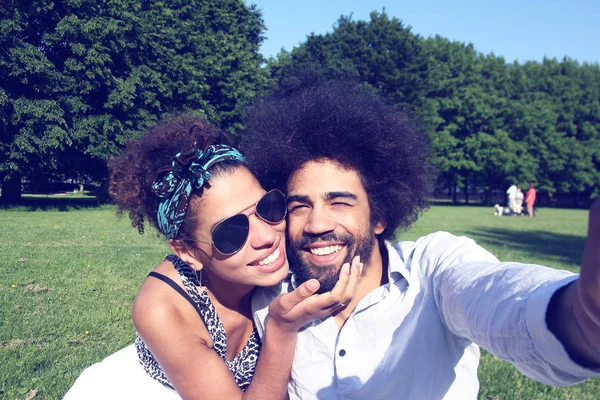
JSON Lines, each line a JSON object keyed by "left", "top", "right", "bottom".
{"left": 547, "top": 200, "right": 600, "bottom": 368}
{"left": 418, "top": 230, "right": 596, "bottom": 385}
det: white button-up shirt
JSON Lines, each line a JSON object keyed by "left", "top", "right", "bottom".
{"left": 252, "top": 232, "right": 599, "bottom": 399}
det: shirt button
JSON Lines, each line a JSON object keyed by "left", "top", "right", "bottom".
{"left": 339, "top": 349, "right": 346, "bottom": 357}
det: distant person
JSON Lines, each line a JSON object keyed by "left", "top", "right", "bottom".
{"left": 506, "top": 184, "right": 517, "bottom": 214}
{"left": 526, "top": 184, "right": 537, "bottom": 217}
{"left": 515, "top": 188, "right": 524, "bottom": 215}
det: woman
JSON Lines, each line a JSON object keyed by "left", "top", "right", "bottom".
{"left": 65, "top": 116, "right": 361, "bottom": 399}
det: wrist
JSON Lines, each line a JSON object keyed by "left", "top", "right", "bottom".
{"left": 565, "top": 281, "right": 600, "bottom": 368}
{"left": 265, "top": 317, "right": 299, "bottom": 344}
{"left": 572, "top": 284, "right": 600, "bottom": 357}
{"left": 548, "top": 281, "right": 600, "bottom": 369}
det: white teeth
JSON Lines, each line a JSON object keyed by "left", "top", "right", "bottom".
{"left": 309, "top": 245, "right": 341, "bottom": 256}
{"left": 258, "top": 248, "right": 280, "bottom": 266}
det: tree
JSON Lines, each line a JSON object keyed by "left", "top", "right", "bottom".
{"left": 0, "top": 0, "right": 267, "bottom": 203}
{"left": 269, "top": 10, "right": 600, "bottom": 206}
{"left": 269, "top": 11, "right": 432, "bottom": 124}
{"left": 137, "top": 0, "right": 268, "bottom": 132}
{"left": 424, "top": 37, "right": 483, "bottom": 202}
{"left": 505, "top": 58, "right": 600, "bottom": 205}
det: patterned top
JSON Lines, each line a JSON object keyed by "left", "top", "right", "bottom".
{"left": 135, "top": 255, "right": 262, "bottom": 392}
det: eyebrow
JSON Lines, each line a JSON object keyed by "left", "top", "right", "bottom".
{"left": 286, "top": 194, "right": 310, "bottom": 204}
{"left": 325, "top": 191, "right": 358, "bottom": 201}
{"left": 286, "top": 192, "right": 358, "bottom": 204}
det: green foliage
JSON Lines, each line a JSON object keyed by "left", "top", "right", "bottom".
{"left": 0, "top": 0, "right": 268, "bottom": 201}
{"left": 268, "top": 13, "right": 600, "bottom": 206}
{"left": 425, "top": 48, "right": 600, "bottom": 204}
{"left": 2, "top": 5, "right": 599, "bottom": 205}
{"left": 269, "top": 11, "right": 432, "bottom": 122}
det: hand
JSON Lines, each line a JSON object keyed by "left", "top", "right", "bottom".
{"left": 577, "top": 199, "right": 600, "bottom": 328}
{"left": 267, "top": 256, "right": 363, "bottom": 334}
{"left": 564, "top": 199, "right": 600, "bottom": 366}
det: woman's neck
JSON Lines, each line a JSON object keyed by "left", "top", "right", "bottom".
{"left": 202, "top": 272, "right": 255, "bottom": 314}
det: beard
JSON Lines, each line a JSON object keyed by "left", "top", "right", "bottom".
{"left": 286, "top": 228, "right": 376, "bottom": 294}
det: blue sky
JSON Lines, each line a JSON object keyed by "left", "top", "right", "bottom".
{"left": 246, "top": 0, "right": 600, "bottom": 64}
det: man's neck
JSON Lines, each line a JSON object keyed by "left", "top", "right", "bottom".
{"left": 333, "top": 240, "right": 388, "bottom": 329}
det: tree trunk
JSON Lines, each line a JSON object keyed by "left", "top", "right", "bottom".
{"left": 464, "top": 181, "right": 469, "bottom": 205}
{"left": 452, "top": 185, "right": 457, "bottom": 204}
{"left": 1, "top": 172, "right": 22, "bottom": 204}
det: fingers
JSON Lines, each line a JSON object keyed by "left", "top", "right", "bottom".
{"left": 272, "top": 279, "right": 321, "bottom": 314}
{"left": 269, "top": 256, "right": 364, "bottom": 332}
{"left": 582, "top": 199, "right": 600, "bottom": 277}
{"left": 324, "top": 256, "right": 363, "bottom": 312}
{"left": 339, "top": 256, "right": 364, "bottom": 307}
{"left": 309, "top": 255, "right": 363, "bottom": 312}
{"left": 319, "top": 259, "right": 353, "bottom": 308}
{"left": 587, "top": 199, "right": 600, "bottom": 241}
{"left": 579, "top": 199, "right": 600, "bottom": 325}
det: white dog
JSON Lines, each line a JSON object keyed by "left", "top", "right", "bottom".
{"left": 494, "top": 204, "right": 513, "bottom": 216}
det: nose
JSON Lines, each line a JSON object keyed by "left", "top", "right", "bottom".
{"left": 248, "top": 214, "right": 278, "bottom": 249}
{"left": 303, "top": 206, "right": 336, "bottom": 236}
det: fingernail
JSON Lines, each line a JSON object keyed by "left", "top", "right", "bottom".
{"left": 307, "top": 280, "right": 320, "bottom": 291}
{"left": 359, "top": 263, "right": 364, "bottom": 274}
{"left": 343, "top": 263, "right": 350, "bottom": 275}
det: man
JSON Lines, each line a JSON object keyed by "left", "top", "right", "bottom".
{"left": 526, "top": 184, "right": 537, "bottom": 217}
{"left": 242, "top": 78, "right": 600, "bottom": 399}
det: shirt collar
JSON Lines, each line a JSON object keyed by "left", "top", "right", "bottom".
{"left": 383, "top": 240, "right": 412, "bottom": 287}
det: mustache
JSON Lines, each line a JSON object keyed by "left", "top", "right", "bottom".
{"left": 290, "top": 232, "right": 353, "bottom": 249}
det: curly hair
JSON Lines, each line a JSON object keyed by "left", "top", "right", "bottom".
{"left": 241, "top": 76, "right": 433, "bottom": 240}
{"left": 109, "top": 114, "right": 243, "bottom": 241}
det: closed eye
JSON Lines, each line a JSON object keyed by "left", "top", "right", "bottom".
{"left": 332, "top": 202, "right": 352, "bottom": 207}
{"left": 288, "top": 204, "right": 310, "bottom": 213}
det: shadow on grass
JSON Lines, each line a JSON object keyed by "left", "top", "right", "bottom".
{"left": 466, "top": 228, "right": 585, "bottom": 267}
{"left": 0, "top": 196, "right": 108, "bottom": 211}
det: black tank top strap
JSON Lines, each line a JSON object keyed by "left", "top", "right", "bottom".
{"left": 135, "top": 255, "right": 261, "bottom": 392}
{"left": 165, "top": 254, "right": 200, "bottom": 285}
{"left": 162, "top": 255, "right": 227, "bottom": 359}
{"left": 147, "top": 271, "right": 204, "bottom": 320}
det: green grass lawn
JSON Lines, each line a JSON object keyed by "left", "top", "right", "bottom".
{"left": 1, "top": 204, "right": 598, "bottom": 399}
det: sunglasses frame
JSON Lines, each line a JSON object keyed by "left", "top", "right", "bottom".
{"left": 194, "top": 189, "right": 287, "bottom": 256}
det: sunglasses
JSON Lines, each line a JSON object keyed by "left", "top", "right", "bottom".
{"left": 196, "top": 189, "right": 287, "bottom": 255}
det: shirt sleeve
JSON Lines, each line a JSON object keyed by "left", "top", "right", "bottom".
{"left": 417, "top": 232, "right": 600, "bottom": 386}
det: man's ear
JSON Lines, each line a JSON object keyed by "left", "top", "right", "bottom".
{"left": 374, "top": 221, "right": 387, "bottom": 235}
{"left": 169, "top": 239, "right": 203, "bottom": 271}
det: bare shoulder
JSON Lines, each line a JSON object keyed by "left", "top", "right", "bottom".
{"left": 132, "top": 259, "right": 210, "bottom": 346}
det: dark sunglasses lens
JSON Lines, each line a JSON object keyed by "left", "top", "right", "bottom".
{"left": 211, "top": 214, "right": 250, "bottom": 255}
{"left": 256, "top": 190, "right": 287, "bottom": 223}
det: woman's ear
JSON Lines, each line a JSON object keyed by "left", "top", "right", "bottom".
{"left": 169, "top": 239, "right": 203, "bottom": 271}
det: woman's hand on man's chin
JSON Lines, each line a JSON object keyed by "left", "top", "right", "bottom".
{"left": 266, "top": 256, "right": 363, "bottom": 336}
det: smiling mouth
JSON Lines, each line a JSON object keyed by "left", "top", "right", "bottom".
{"left": 257, "top": 247, "right": 281, "bottom": 266}
{"left": 308, "top": 245, "right": 342, "bottom": 256}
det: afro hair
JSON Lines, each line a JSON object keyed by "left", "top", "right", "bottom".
{"left": 241, "top": 75, "right": 433, "bottom": 240}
